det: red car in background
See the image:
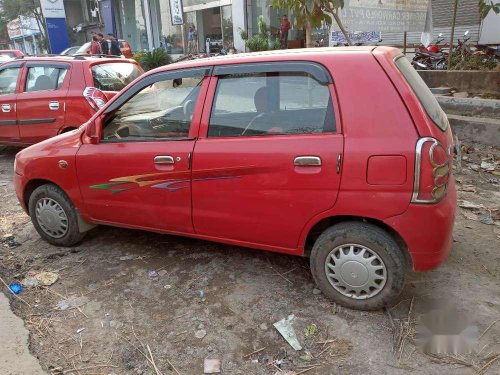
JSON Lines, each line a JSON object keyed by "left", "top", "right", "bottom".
{"left": 0, "top": 50, "right": 25, "bottom": 61}
{"left": 13, "top": 48, "right": 456, "bottom": 310}
{"left": 0, "top": 56, "right": 142, "bottom": 146}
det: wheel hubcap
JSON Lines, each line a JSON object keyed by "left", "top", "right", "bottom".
{"left": 35, "top": 198, "right": 68, "bottom": 238}
{"left": 325, "top": 244, "right": 387, "bottom": 300}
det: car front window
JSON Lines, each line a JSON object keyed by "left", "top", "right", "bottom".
{"left": 101, "top": 74, "right": 204, "bottom": 141}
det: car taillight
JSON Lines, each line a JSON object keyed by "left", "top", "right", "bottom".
{"left": 83, "top": 87, "right": 108, "bottom": 111}
{"left": 412, "top": 137, "right": 451, "bottom": 203}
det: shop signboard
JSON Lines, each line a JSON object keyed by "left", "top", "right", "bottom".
{"left": 339, "top": 0, "right": 429, "bottom": 33}
{"left": 40, "top": 0, "right": 70, "bottom": 53}
{"left": 7, "top": 17, "right": 40, "bottom": 39}
{"left": 170, "top": 0, "right": 185, "bottom": 25}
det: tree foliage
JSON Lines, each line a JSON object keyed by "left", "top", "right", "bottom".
{"left": 0, "top": 0, "right": 48, "bottom": 51}
{"left": 271, "top": 0, "right": 351, "bottom": 45}
{"left": 479, "top": 0, "right": 500, "bottom": 19}
{"left": 240, "top": 16, "right": 280, "bottom": 52}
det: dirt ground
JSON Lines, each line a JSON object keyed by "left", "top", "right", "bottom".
{"left": 0, "top": 143, "right": 499, "bottom": 375}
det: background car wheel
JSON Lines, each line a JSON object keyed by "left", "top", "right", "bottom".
{"left": 310, "top": 222, "right": 405, "bottom": 310}
{"left": 28, "top": 184, "right": 86, "bottom": 246}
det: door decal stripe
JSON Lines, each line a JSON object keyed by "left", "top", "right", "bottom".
{"left": 88, "top": 165, "right": 268, "bottom": 194}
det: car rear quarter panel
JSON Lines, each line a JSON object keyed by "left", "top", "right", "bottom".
{"left": 322, "top": 51, "right": 418, "bottom": 219}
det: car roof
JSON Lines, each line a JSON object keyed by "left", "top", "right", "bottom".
{"left": 6, "top": 56, "right": 136, "bottom": 64}
{"left": 163, "top": 46, "right": 385, "bottom": 72}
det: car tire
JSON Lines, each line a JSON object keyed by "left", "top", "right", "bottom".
{"left": 28, "top": 184, "right": 86, "bottom": 247}
{"left": 310, "top": 222, "right": 405, "bottom": 310}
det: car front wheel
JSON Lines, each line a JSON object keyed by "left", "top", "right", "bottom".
{"left": 310, "top": 222, "right": 405, "bottom": 310}
{"left": 28, "top": 184, "right": 86, "bottom": 246}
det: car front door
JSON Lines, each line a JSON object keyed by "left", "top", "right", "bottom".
{"left": 16, "top": 62, "right": 70, "bottom": 144}
{"left": 76, "top": 67, "right": 209, "bottom": 233}
{"left": 0, "top": 62, "right": 22, "bottom": 143}
{"left": 192, "top": 62, "right": 344, "bottom": 251}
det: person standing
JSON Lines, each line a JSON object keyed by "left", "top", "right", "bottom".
{"left": 187, "top": 25, "right": 198, "bottom": 54}
{"left": 98, "top": 33, "right": 109, "bottom": 55}
{"left": 280, "top": 15, "right": 291, "bottom": 49}
{"left": 90, "top": 35, "right": 103, "bottom": 55}
{"left": 107, "top": 33, "right": 121, "bottom": 56}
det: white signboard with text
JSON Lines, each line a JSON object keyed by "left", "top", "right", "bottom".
{"left": 339, "top": 0, "right": 428, "bottom": 32}
{"left": 170, "top": 0, "right": 185, "bottom": 25}
{"left": 40, "top": 0, "right": 66, "bottom": 19}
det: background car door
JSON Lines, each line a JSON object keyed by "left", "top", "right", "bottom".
{"left": 0, "top": 63, "right": 22, "bottom": 143}
{"left": 192, "top": 63, "right": 344, "bottom": 250}
{"left": 16, "top": 62, "right": 70, "bottom": 144}
{"left": 76, "top": 68, "right": 209, "bottom": 233}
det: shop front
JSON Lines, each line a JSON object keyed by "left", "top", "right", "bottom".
{"left": 110, "top": 0, "right": 314, "bottom": 56}
{"left": 112, "top": 0, "right": 241, "bottom": 56}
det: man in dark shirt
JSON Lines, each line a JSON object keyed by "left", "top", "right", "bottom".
{"left": 107, "top": 33, "right": 121, "bottom": 56}
{"left": 98, "top": 33, "right": 109, "bottom": 55}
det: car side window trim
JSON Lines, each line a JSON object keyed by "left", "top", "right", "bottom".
{"left": 0, "top": 62, "right": 24, "bottom": 69}
{"left": 104, "top": 67, "right": 211, "bottom": 114}
{"left": 101, "top": 136, "right": 196, "bottom": 144}
{"left": 213, "top": 62, "right": 333, "bottom": 85}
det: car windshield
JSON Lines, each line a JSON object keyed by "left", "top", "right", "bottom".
{"left": 92, "top": 63, "right": 142, "bottom": 91}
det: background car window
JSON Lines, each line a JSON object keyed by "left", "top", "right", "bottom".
{"left": 102, "top": 75, "right": 203, "bottom": 141}
{"left": 209, "top": 72, "right": 335, "bottom": 137}
{"left": 0, "top": 67, "right": 20, "bottom": 95}
{"left": 0, "top": 52, "right": 15, "bottom": 58}
{"left": 92, "top": 63, "right": 142, "bottom": 91}
{"left": 25, "top": 66, "right": 68, "bottom": 92}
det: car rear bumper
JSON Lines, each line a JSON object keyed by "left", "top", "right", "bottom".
{"left": 384, "top": 177, "right": 456, "bottom": 271}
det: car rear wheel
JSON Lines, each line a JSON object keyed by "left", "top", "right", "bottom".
{"left": 28, "top": 184, "right": 86, "bottom": 246}
{"left": 310, "top": 222, "right": 405, "bottom": 310}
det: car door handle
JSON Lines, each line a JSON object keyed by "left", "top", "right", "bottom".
{"left": 49, "top": 101, "right": 60, "bottom": 110}
{"left": 1, "top": 104, "right": 11, "bottom": 112}
{"left": 294, "top": 156, "right": 322, "bottom": 166}
{"left": 154, "top": 156, "right": 175, "bottom": 165}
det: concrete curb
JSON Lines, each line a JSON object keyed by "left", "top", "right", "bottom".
{"left": 448, "top": 114, "right": 500, "bottom": 147}
{"left": 0, "top": 292, "right": 47, "bottom": 374}
{"left": 436, "top": 96, "right": 500, "bottom": 119}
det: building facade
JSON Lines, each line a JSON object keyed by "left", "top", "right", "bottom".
{"left": 100, "top": 0, "right": 301, "bottom": 55}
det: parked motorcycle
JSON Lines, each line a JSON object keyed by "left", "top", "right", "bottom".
{"left": 412, "top": 32, "right": 448, "bottom": 70}
{"left": 418, "top": 33, "right": 446, "bottom": 54}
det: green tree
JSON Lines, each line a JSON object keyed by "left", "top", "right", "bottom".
{"left": 0, "top": 0, "right": 48, "bottom": 51}
{"left": 271, "top": 0, "right": 352, "bottom": 47}
{"left": 479, "top": 0, "right": 500, "bottom": 19}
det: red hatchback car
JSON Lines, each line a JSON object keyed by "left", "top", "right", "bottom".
{"left": 0, "top": 56, "right": 142, "bottom": 145}
{"left": 14, "top": 47, "right": 456, "bottom": 310}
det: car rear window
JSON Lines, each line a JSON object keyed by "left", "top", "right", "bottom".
{"left": 92, "top": 63, "right": 142, "bottom": 91}
{"left": 394, "top": 55, "right": 448, "bottom": 131}
{"left": 0, "top": 52, "right": 15, "bottom": 58}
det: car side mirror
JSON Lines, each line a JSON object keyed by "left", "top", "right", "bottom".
{"left": 87, "top": 117, "right": 102, "bottom": 144}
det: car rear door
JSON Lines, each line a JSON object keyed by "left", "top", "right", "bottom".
{"left": 192, "top": 62, "right": 344, "bottom": 250}
{"left": 0, "top": 62, "right": 22, "bottom": 143}
{"left": 16, "top": 61, "right": 70, "bottom": 144}
{"left": 76, "top": 67, "right": 209, "bottom": 233}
